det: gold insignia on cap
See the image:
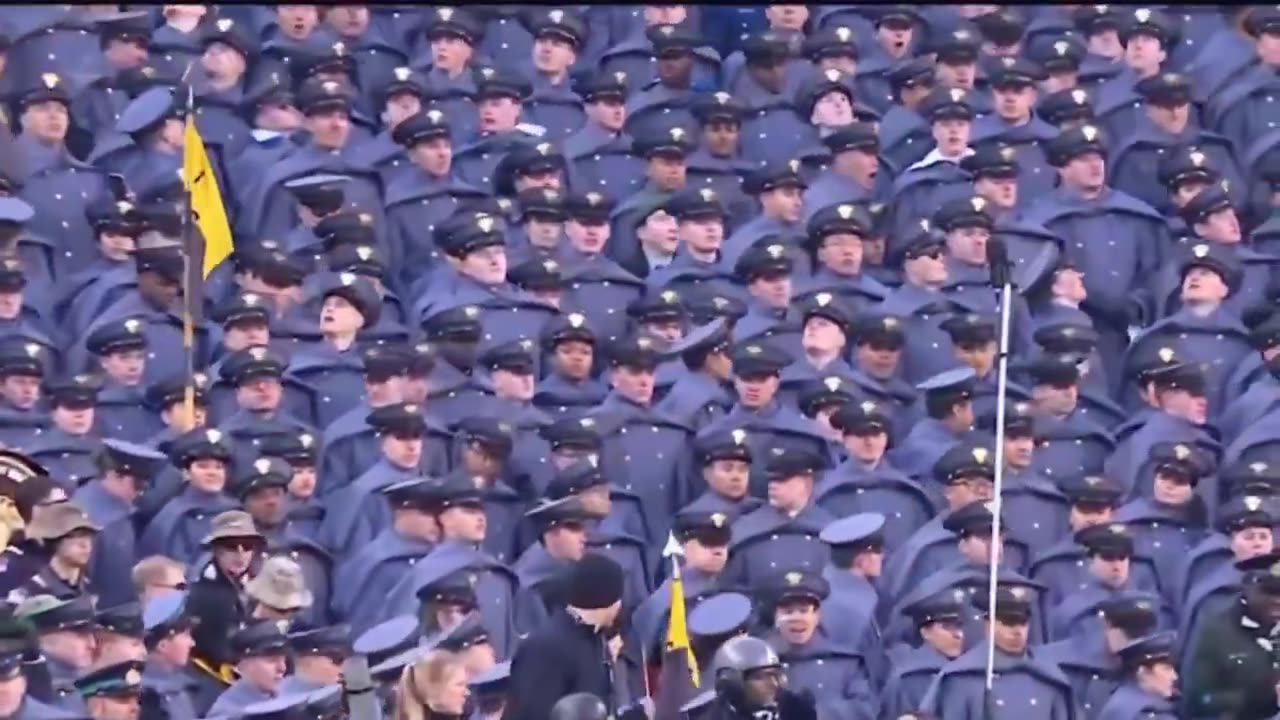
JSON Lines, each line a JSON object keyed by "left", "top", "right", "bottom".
{"left": 660, "top": 289, "right": 679, "bottom": 303}
{"left": 731, "top": 428, "right": 747, "bottom": 444}
{"left": 320, "top": 80, "right": 342, "bottom": 95}
{"left": 970, "top": 196, "right": 987, "bottom": 212}
{"left": 1172, "top": 444, "right": 1191, "bottom": 460}
{"left": 531, "top": 142, "right": 552, "bottom": 156}
{"left": 1188, "top": 149, "right": 1206, "bottom": 166}
{"left": 745, "top": 344, "right": 763, "bottom": 356}
{"left": 299, "top": 433, "right": 315, "bottom": 449}
{"left": 476, "top": 216, "right": 495, "bottom": 233}
{"left": 584, "top": 192, "right": 603, "bottom": 205}
{"left": 713, "top": 91, "right": 731, "bottom": 104}
{"left": 1070, "top": 89, "right": 1089, "bottom": 104}
{"left": 438, "top": 8, "right": 455, "bottom": 21}
{"left": 393, "top": 66, "right": 412, "bottom": 82}
{"left": 1081, "top": 124, "right": 1099, "bottom": 141}
{"left": 788, "top": 159, "right": 800, "bottom": 173}
{"left": 497, "top": 421, "right": 513, "bottom": 434}
{"left": 834, "top": 26, "right": 852, "bottom": 42}
{"left": 699, "top": 188, "right": 717, "bottom": 202}
{"left": 860, "top": 401, "right": 877, "bottom": 414}
{"left": 404, "top": 404, "right": 420, "bottom": 414}
{"left": 254, "top": 458, "right": 272, "bottom": 474}
{"left": 139, "top": 66, "right": 156, "bottom": 79}
{"left": 823, "top": 68, "right": 842, "bottom": 82}
{"left": 1251, "top": 462, "right": 1269, "bottom": 474}
{"left": 1000, "top": 56, "right": 1016, "bottom": 68}
{"left": 541, "top": 260, "right": 559, "bottom": 273}
{"left": 972, "top": 447, "right": 990, "bottom": 464}
{"left": 216, "top": 18, "right": 234, "bottom": 32}
{"left": 883, "top": 317, "right": 899, "bottom": 329}
{"left": 332, "top": 41, "right": 347, "bottom": 56}
{"left": 426, "top": 109, "right": 444, "bottom": 123}
{"left": 567, "top": 312, "right": 585, "bottom": 327}
{"left": 248, "top": 346, "right": 268, "bottom": 361}
{"left": 337, "top": 272, "right": 358, "bottom": 286}
{"left": 124, "top": 668, "right": 141, "bottom": 686}
{"left": 21, "top": 344, "right": 39, "bottom": 358}
{"left": 1269, "top": 561, "right": 1280, "bottom": 578}
{"left": 205, "top": 429, "right": 223, "bottom": 443}
{"left": 41, "top": 73, "right": 60, "bottom": 89}
{"left": 1008, "top": 586, "right": 1029, "bottom": 600}
{"left": 995, "top": 146, "right": 1015, "bottom": 162}
{"left": 123, "top": 319, "right": 142, "bottom": 333}
{"left": 948, "top": 87, "right": 966, "bottom": 102}
{"left": 479, "top": 67, "right": 496, "bottom": 80}
{"left": 1054, "top": 40, "right": 1071, "bottom": 55}
{"left": 1157, "top": 347, "right": 1175, "bottom": 363}
{"left": 814, "top": 292, "right": 833, "bottom": 307}
{"left": 1134, "top": 8, "right": 1152, "bottom": 23}
{"left": 637, "top": 337, "right": 654, "bottom": 350}
{"left": 1192, "top": 243, "right": 1210, "bottom": 258}
{"left": 356, "top": 246, "right": 375, "bottom": 261}
{"left": 765, "top": 244, "right": 785, "bottom": 259}
{"left": 785, "top": 571, "right": 803, "bottom": 586}
{"left": 823, "top": 376, "right": 843, "bottom": 392}
{"left": 548, "top": 9, "right": 564, "bottom": 23}
{"left": 669, "top": 127, "right": 686, "bottom": 141}
{"left": 710, "top": 512, "right": 726, "bottom": 528}
{"left": 711, "top": 296, "right": 730, "bottom": 309}
{"left": 1084, "top": 476, "right": 1102, "bottom": 486}
{"left": 835, "top": 204, "right": 855, "bottom": 220}
{"left": 1107, "top": 523, "right": 1126, "bottom": 535}
{"left": 1245, "top": 496, "right": 1264, "bottom": 511}
{"left": 518, "top": 338, "right": 535, "bottom": 352}
{"left": 614, "top": 71, "right": 627, "bottom": 84}
{"left": 659, "top": 25, "right": 674, "bottom": 36}
{"left": 463, "top": 305, "right": 480, "bottom": 318}
{"left": 578, "top": 417, "right": 595, "bottom": 428}
{"left": 917, "top": 218, "right": 931, "bottom": 232}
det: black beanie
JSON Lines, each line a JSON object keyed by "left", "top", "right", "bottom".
{"left": 567, "top": 553, "right": 624, "bottom": 610}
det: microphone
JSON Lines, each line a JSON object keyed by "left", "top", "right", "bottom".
{"left": 986, "top": 235, "right": 1011, "bottom": 289}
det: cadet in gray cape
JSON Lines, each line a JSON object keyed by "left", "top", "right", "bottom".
{"left": 206, "top": 620, "right": 290, "bottom": 716}
{"left": 74, "top": 660, "right": 146, "bottom": 720}
{"left": 278, "top": 626, "right": 351, "bottom": 695}
{"left": 0, "top": 618, "right": 75, "bottom": 720}
{"left": 139, "top": 592, "right": 198, "bottom": 720}
{"left": 15, "top": 595, "right": 95, "bottom": 711}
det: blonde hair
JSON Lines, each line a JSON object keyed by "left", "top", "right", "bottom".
{"left": 131, "top": 555, "right": 185, "bottom": 594}
{"left": 394, "top": 650, "right": 463, "bottom": 720}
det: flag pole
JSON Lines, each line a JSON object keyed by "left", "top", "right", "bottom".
{"left": 983, "top": 236, "right": 1014, "bottom": 719}
{"left": 179, "top": 82, "right": 197, "bottom": 433}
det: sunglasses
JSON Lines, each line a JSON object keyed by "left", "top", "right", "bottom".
{"left": 215, "top": 540, "right": 261, "bottom": 552}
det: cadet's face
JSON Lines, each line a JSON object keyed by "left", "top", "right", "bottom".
{"left": 1063, "top": 152, "right": 1106, "bottom": 191}
{"left": 644, "top": 6, "right": 687, "bottom": 26}
{"left": 525, "top": 217, "right": 562, "bottom": 246}
{"left": 326, "top": 6, "right": 369, "bottom": 37}
{"left": 96, "top": 634, "right": 146, "bottom": 666}
{"left": 648, "top": 155, "right": 687, "bottom": 191}
{"left": 638, "top": 210, "right": 680, "bottom": 254}
{"left": 382, "top": 92, "right": 422, "bottom": 129}
{"left": 844, "top": 431, "right": 887, "bottom": 463}
{"left": 855, "top": 341, "right": 901, "bottom": 379}
{"left": 187, "top": 458, "right": 228, "bottom": 493}
{"left": 162, "top": 403, "right": 207, "bottom": 432}
{"left": 1259, "top": 32, "right": 1280, "bottom": 67}
{"left": 767, "top": 473, "right": 813, "bottom": 512}
{"left": 533, "top": 36, "right": 576, "bottom": 74}
{"left": 1181, "top": 266, "right": 1229, "bottom": 304}
{"left": 460, "top": 642, "right": 497, "bottom": 678}
{"left": 410, "top": 137, "right": 453, "bottom": 176}
{"left": 656, "top": 53, "right": 694, "bottom": 86}
{"left": 735, "top": 372, "right": 780, "bottom": 408}
{"left": 42, "top": 628, "right": 95, "bottom": 669}
{"left": 946, "top": 474, "right": 993, "bottom": 506}
{"left": 21, "top": 100, "right": 69, "bottom": 144}
{"left": 478, "top": 97, "right": 521, "bottom": 133}
{"left": 0, "top": 290, "right": 21, "bottom": 321}
{"left": 201, "top": 43, "right": 246, "bottom": 82}
{"left": 434, "top": 666, "right": 471, "bottom": 714}
{"left": 748, "top": 272, "right": 792, "bottom": 308}
{"left": 973, "top": 176, "right": 1017, "bottom": 210}
{"left": 214, "top": 538, "right": 260, "bottom": 577}
{"left": 993, "top": 84, "right": 1035, "bottom": 121}
{"left": 1069, "top": 503, "right": 1112, "bottom": 531}
{"left": 587, "top": 98, "right": 626, "bottom": 131}
{"left": 1042, "top": 70, "right": 1079, "bottom": 95}
{"left": 766, "top": 4, "right": 809, "bottom": 29}
{"left": 491, "top": 368, "right": 534, "bottom": 402}
{"left": 0, "top": 674, "right": 26, "bottom": 717}
{"left": 320, "top": 294, "right": 364, "bottom": 334}
{"left": 242, "top": 654, "right": 288, "bottom": 692}
{"left": 515, "top": 171, "right": 562, "bottom": 193}
{"left": 946, "top": 226, "right": 989, "bottom": 264}
{"left": 958, "top": 532, "right": 997, "bottom": 564}
{"left": 905, "top": 250, "right": 948, "bottom": 286}
{"left": 52, "top": 404, "right": 95, "bottom": 435}
{"left": 157, "top": 629, "right": 195, "bottom": 666}
{"left": 1003, "top": 433, "right": 1034, "bottom": 467}
{"left": 102, "top": 348, "right": 147, "bottom": 386}
{"left": 1, "top": 374, "right": 40, "bottom": 410}
{"left": 703, "top": 120, "right": 740, "bottom": 155}
{"left": 933, "top": 118, "right": 970, "bottom": 155}
{"left": 244, "top": 486, "right": 287, "bottom": 526}
{"left": 877, "top": 21, "right": 914, "bottom": 57}
{"left": 441, "top": 505, "right": 487, "bottom": 542}
{"left": 775, "top": 599, "right": 819, "bottom": 643}
{"left": 460, "top": 245, "right": 508, "bottom": 285}
{"left": 1232, "top": 527, "right": 1274, "bottom": 562}
{"left": 679, "top": 217, "right": 725, "bottom": 253}
{"left": 547, "top": 523, "right": 587, "bottom": 560}
{"left": 236, "top": 376, "right": 283, "bottom": 412}
{"left": 610, "top": 366, "right": 656, "bottom": 405}
{"left": 553, "top": 341, "right": 593, "bottom": 380}
{"left": 276, "top": 6, "right": 319, "bottom": 38}
{"left": 991, "top": 619, "right": 1029, "bottom": 654}
{"left": 99, "top": 230, "right": 139, "bottom": 260}
{"left": 1138, "top": 661, "right": 1178, "bottom": 699}
{"left": 1153, "top": 471, "right": 1194, "bottom": 505}
{"left": 55, "top": 530, "right": 95, "bottom": 567}
{"left": 1124, "top": 34, "right": 1166, "bottom": 75}
{"left": 383, "top": 433, "right": 424, "bottom": 468}
{"left": 684, "top": 536, "right": 728, "bottom": 573}
{"left": 1200, "top": 207, "right": 1242, "bottom": 243}
{"left": 403, "top": 375, "right": 429, "bottom": 404}
{"left": 641, "top": 318, "right": 679, "bottom": 341}
{"left": 749, "top": 61, "right": 787, "bottom": 94}
{"left": 742, "top": 667, "right": 783, "bottom": 708}
{"left": 432, "top": 35, "right": 473, "bottom": 72}
{"left": 1090, "top": 552, "right": 1130, "bottom": 587}
{"left": 817, "top": 233, "right": 864, "bottom": 275}
{"left": 1088, "top": 29, "right": 1123, "bottom": 59}
{"left": 1147, "top": 102, "right": 1189, "bottom": 135}
{"left": 306, "top": 109, "right": 352, "bottom": 150}
{"left": 706, "top": 459, "right": 750, "bottom": 499}
{"left": 938, "top": 61, "right": 977, "bottom": 89}
{"left": 566, "top": 218, "right": 610, "bottom": 254}
{"left": 256, "top": 101, "right": 303, "bottom": 133}
{"left": 921, "top": 618, "right": 965, "bottom": 658}
{"left": 812, "top": 91, "right": 854, "bottom": 127}
{"left": 762, "top": 186, "right": 803, "bottom": 223}
{"left": 802, "top": 316, "right": 846, "bottom": 356}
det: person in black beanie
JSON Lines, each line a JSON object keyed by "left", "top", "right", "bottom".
{"left": 503, "top": 553, "right": 630, "bottom": 720}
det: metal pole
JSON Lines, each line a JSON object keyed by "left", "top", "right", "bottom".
{"left": 179, "top": 84, "right": 197, "bottom": 432}
{"left": 983, "top": 269, "right": 1015, "bottom": 698}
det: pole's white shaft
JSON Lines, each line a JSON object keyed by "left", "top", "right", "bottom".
{"left": 984, "top": 281, "right": 1015, "bottom": 692}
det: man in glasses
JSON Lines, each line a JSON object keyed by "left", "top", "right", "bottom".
{"left": 130, "top": 556, "right": 187, "bottom": 607}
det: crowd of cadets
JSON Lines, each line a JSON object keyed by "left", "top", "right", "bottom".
{"left": 2, "top": 3, "right": 1280, "bottom": 720}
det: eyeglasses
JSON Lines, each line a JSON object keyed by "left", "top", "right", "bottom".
{"left": 215, "top": 540, "right": 261, "bottom": 552}
{"left": 154, "top": 581, "right": 188, "bottom": 591}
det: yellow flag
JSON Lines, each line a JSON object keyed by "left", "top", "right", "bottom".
{"left": 666, "top": 560, "right": 700, "bottom": 688}
{"left": 182, "top": 116, "right": 233, "bottom": 278}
